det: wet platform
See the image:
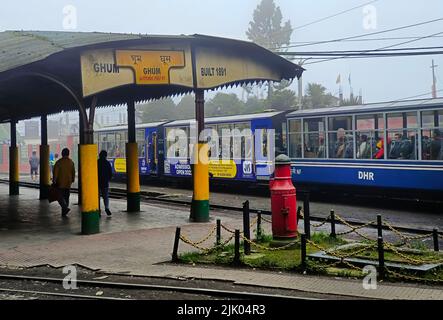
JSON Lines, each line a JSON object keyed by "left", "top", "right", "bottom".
{"left": 0, "top": 184, "right": 442, "bottom": 300}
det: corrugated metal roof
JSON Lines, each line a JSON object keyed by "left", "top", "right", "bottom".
{"left": 0, "top": 31, "right": 304, "bottom": 122}
{"left": 165, "top": 111, "right": 285, "bottom": 127}
{"left": 0, "top": 31, "right": 144, "bottom": 73}
{"left": 95, "top": 121, "right": 169, "bottom": 132}
{"left": 286, "top": 97, "right": 443, "bottom": 118}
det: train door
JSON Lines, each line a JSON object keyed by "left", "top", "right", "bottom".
{"left": 146, "top": 128, "right": 158, "bottom": 175}
{"left": 252, "top": 119, "right": 275, "bottom": 180}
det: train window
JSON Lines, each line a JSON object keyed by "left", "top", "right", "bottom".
{"left": 304, "top": 118, "right": 325, "bottom": 132}
{"left": 136, "top": 130, "right": 145, "bottom": 157}
{"left": 422, "top": 128, "right": 443, "bottom": 161}
{"left": 387, "top": 113, "right": 403, "bottom": 129}
{"left": 114, "top": 132, "right": 125, "bottom": 158}
{"left": 303, "top": 118, "right": 325, "bottom": 159}
{"left": 106, "top": 133, "right": 115, "bottom": 157}
{"left": 98, "top": 134, "right": 107, "bottom": 154}
{"left": 387, "top": 112, "right": 418, "bottom": 160}
{"left": 328, "top": 116, "right": 353, "bottom": 159}
{"left": 328, "top": 116, "right": 352, "bottom": 131}
{"left": 203, "top": 125, "right": 218, "bottom": 159}
{"left": 422, "top": 111, "right": 435, "bottom": 128}
{"left": 218, "top": 124, "right": 233, "bottom": 160}
{"left": 233, "top": 122, "right": 252, "bottom": 160}
{"left": 387, "top": 130, "right": 418, "bottom": 160}
{"left": 288, "top": 119, "right": 302, "bottom": 158}
{"left": 166, "top": 127, "right": 189, "bottom": 159}
{"left": 356, "top": 114, "right": 384, "bottom": 159}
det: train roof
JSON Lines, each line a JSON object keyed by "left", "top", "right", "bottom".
{"left": 95, "top": 121, "right": 168, "bottom": 132}
{"left": 164, "top": 111, "right": 285, "bottom": 127}
{"left": 286, "top": 98, "right": 443, "bottom": 118}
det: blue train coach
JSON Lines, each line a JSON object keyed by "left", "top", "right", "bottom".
{"left": 163, "top": 111, "right": 287, "bottom": 182}
{"left": 286, "top": 98, "right": 443, "bottom": 198}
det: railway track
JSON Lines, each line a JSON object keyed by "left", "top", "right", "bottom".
{"left": 0, "top": 179, "right": 441, "bottom": 237}
{"left": 0, "top": 273, "right": 318, "bottom": 300}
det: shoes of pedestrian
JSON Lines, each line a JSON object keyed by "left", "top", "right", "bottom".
{"left": 105, "top": 209, "right": 112, "bottom": 216}
{"left": 62, "top": 208, "right": 71, "bottom": 216}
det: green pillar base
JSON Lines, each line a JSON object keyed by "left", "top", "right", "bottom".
{"left": 190, "top": 200, "right": 209, "bottom": 222}
{"left": 9, "top": 182, "right": 19, "bottom": 195}
{"left": 39, "top": 184, "right": 50, "bottom": 200}
{"left": 127, "top": 192, "right": 140, "bottom": 212}
{"left": 81, "top": 211, "right": 100, "bottom": 235}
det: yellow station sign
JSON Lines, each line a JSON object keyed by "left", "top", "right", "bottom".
{"left": 115, "top": 50, "right": 186, "bottom": 85}
{"left": 80, "top": 44, "right": 284, "bottom": 97}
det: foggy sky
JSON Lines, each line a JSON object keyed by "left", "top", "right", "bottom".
{"left": 1, "top": 0, "right": 442, "bottom": 104}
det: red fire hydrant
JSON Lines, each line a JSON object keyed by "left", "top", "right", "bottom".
{"left": 270, "top": 154, "right": 298, "bottom": 240}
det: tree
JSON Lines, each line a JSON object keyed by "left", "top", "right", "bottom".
{"left": 265, "top": 89, "right": 296, "bottom": 110}
{"left": 140, "top": 98, "right": 177, "bottom": 122}
{"left": 175, "top": 95, "right": 196, "bottom": 120}
{"left": 246, "top": 0, "right": 294, "bottom": 100}
{"left": 205, "top": 93, "right": 245, "bottom": 117}
{"left": 341, "top": 95, "right": 362, "bottom": 106}
{"left": 246, "top": 0, "right": 292, "bottom": 50}
{"left": 303, "top": 83, "right": 338, "bottom": 109}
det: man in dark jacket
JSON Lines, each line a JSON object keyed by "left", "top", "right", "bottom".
{"left": 98, "top": 150, "right": 113, "bottom": 216}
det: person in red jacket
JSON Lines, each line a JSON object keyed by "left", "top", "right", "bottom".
{"left": 374, "top": 138, "right": 389, "bottom": 159}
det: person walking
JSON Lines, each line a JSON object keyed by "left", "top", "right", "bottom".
{"left": 98, "top": 150, "right": 113, "bottom": 216}
{"left": 29, "top": 151, "right": 39, "bottom": 181}
{"left": 53, "top": 148, "right": 75, "bottom": 216}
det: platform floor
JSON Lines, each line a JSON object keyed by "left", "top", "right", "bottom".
{"left": 0, "top": 184, "right": 442, "bottom": 300}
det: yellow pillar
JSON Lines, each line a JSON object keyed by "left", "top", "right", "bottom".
{"left": 190, "top": 143, "right": 209, "bottom": 222}
{"left": 39, "top": 145, "right": 50, "bottom": 199}
{"left": 126, "top": 142, "right": 140, "bottom": 212}
{"left": 9, "top": 146, "right": 19, "bottom": 195}
{"left": 80, "top": 144, "right": 99, "bottom": 235}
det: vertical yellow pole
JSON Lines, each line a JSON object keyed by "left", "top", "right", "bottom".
{"left": 126, "top": 100, "right": 140, "bottom": 212}
{"left": 80, "top": 144, "right": 99, "bottom": 235}
{"left": 191, "top": 143, "right": 210, "bottom": 222}
{"left": 126, "top": 142, "right": 140, "bottom": 212}
{"left": 190, "top": 90, "right": 210, "bottom": 222}
{"left": 9, "top": 146, "right": 19, "bottom": 195}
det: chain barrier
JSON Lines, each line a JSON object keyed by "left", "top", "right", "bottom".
{"left": 306, "top": 238, "right": 376, "bottom": 260}
{"left": 187, "top": 225, "right": 217, "bottom": 246}
{"left": 333, "top": 214, "right": 375, "bottom": 241}
{"left": 384, "top": 242, "right": 443, "bottom": 265}
{"left": 180, "top": 232, "right": 235, "bottom": 254}
{"left": 383, "top": 221, "right": 434, "bottom": 242}
{"left": 311, "top": 215, "right": 330, "bottom": 228}
{"left": 250, "top": 216, "right": 259, "bottom": 229}
{"left": 385, "top": 267, "right": 443, "bottom": 284}
{"left": 261, "top": 216, "right": 272, "bottom": 224}
{"left": 239, "top": 233, "right": 298, "bottom": 251}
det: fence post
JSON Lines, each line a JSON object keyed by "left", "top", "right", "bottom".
{"left": 234, "top": 229, "right": 241, "bottom": 265}
{"left": 172, "top": 227, "right": 181, "bottom": 262}
{"left": 216, "top": 219, "right": 221, "bottom": 246}
{"left": 433, "top": 229, "right": 439, "bottom": 252}
{"left": 330, "top": 209, "right": 336, "bottom": 238}
{"left": 303, "top": 193, "right": 311, "bottom": 240}
{"left": 301, "top": 233, "right": 307, "bottom": 271}
{"left": 257, "top": 213, "right": 262, "bottom": 240}
{"left": 377, "top": 215, "right": 383, "bottom": 238}
{"left": 297, "top": 206, "right": 302, "bottom": 220}
{"left": 377, "top": 236, "right": 384, "bottom": 280}
{"left": 243, "top": 201, "right": 251, "bottom": 255}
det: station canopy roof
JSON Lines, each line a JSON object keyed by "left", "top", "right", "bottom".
{"left": 0, "top": 30, "right": 304, "bottom": 123}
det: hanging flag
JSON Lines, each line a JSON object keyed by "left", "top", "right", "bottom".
{"left": 336, "top": 74, "right": 341, "bottom": 84}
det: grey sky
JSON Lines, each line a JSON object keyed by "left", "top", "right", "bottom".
{"left": 1, "top": 0, "right": 442, "bottom": 104}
